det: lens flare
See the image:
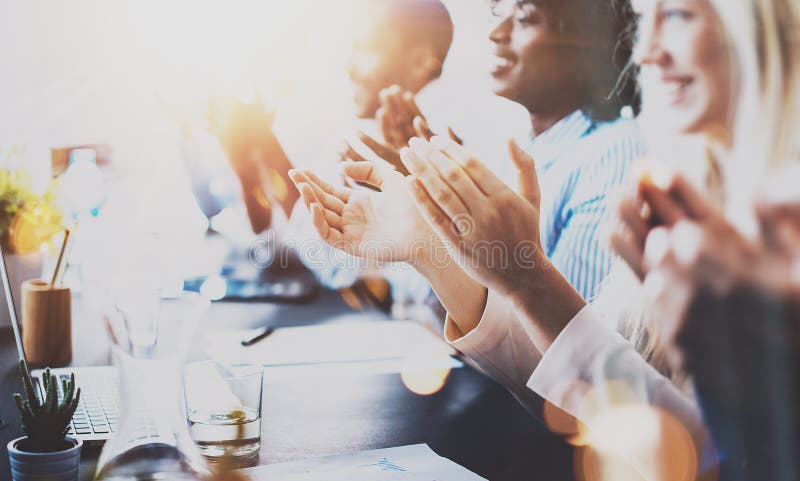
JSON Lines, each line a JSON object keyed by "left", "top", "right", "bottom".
{"left": 8, "top": 206, "right": 62, "bottom": 255}
{"left": 574, "top": 445, "right": 643, "bottom": 481}
{"left": 400, "top": 358, "right": 451, "bottom": 396}
{"left": 543, "top": 401, "right": 583, "bottom": 439}
{"left": 576, "top": 380, "right": 640, "bottom": 422}
{"left": 566, "top": 380, "right": 702, "bottom": 481}
{"left": 592, "top": 406, "right": 698, "bottom": 481}
{"left": 267, "top": 170, "right": 289, "bottom": 204}
{"left": 253, "top": 186, "right": 272, "bottom": 212}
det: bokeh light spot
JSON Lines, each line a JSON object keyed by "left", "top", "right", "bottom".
{"left": 578, "top": 404, "right": 699, "bottom": 481}
{"left": 267, "top": 170, "right": 289, "bottom": 203}
{"left": 400, "top": 358, "right": 450, "bottom": 396}
{"left": 8, "top": 206, "right": 62, "bottom": 255}
{"left": 543, "top": 400, "right": 582, "bottom": 439}
{"left": 200, "top": 276, "right": 227, "bottom": 301}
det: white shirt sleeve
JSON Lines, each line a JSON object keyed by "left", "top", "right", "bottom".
{"left": 445, "top": 290, "right": 544, "bottom": 414}
{"left": 446, "top": 294, "right": 710, "bottom": 480}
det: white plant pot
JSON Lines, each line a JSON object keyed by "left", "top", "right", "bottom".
{"left": 7, "top": 436, "right": 82, "bottom": 481}
{"left": 0, "top": 251, "right": 44, "bottom": 327}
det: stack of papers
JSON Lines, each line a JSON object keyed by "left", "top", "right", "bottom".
{"left": 240, "top": 444, "right": 487, "bottom": 481}
{"left": 203, "top": 321, "right": 461, "bottom": 379}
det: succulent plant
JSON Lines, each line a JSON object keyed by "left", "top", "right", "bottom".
{"left": 13, "top": 359, "right": 81, "bottom": 452}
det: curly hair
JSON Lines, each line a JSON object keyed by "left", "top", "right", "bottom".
{"left": 493, "top": 0, "right": 641, "bottom": 121}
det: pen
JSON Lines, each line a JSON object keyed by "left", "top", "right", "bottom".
{"left": 241, "top": 326, "right": 275, "bottom": 346}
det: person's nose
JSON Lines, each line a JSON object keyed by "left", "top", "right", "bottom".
{"left": 633, "top": 18, "right": 667, "bottom": 67}
{"left": 489, "top": 15, "right": 512, "bottom": 45}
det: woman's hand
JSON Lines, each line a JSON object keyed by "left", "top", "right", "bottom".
{"left": 757, "top": 200, "right": 800, "bottom": 260}
{"left": 288, "top": 163, "right": 432, "bottom": 264}
{"left": 609, "top": 172, "right": 712, "bottom": 279}
{"left": 401, "top": 135, "right": 542, "bottom": 296}
{"left": 641, "top": 221, "right": 759, "bottom": 357}
{"left": 643, "top": 207, "right": 800, "bottom": 471}
{"left": 631, "top": 177, "right": 796, "bottom": 369}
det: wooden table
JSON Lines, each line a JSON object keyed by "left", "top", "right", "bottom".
{"left": 0, "top": 289, "right": 576, "bottom": 481}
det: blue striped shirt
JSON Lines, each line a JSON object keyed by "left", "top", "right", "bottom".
{"left": 528, "top": 110, "right": 643, "bottom": 300}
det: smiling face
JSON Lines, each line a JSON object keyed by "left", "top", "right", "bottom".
{"left": 487, "top": 0, "right": 590, "bottom": 116}
{"left": 632, "top": 0, "right": 732, "bottom": 138}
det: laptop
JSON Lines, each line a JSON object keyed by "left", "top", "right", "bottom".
{"left": 2, "top": 244, "right": 119, "bottom": 445}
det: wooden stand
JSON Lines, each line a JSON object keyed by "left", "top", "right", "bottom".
{"left": 21, "top": 280, "right": 71, "bottom": 367}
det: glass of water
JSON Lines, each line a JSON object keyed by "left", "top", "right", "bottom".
{"left": 184, "top": 361, "right": 263, "bottom": 463}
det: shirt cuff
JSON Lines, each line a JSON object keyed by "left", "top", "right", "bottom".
{"left": 444, "top": 289, "right": 512, "bottom": 355}
{"left": 527, "top": 304, "right": 618, "bottom": 411}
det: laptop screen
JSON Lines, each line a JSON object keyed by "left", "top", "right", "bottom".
{"left": 0, "top": 243, "right": 29, "bottom": 362}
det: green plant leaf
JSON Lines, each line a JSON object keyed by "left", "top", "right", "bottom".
{"left": 19, "top": 359, "right": 40, "bottom": 409}
{"left": 43, "top": 369, "right": 57, "bottom": 414}
{"left": 63, "top": 373, "right": 75, "bottom": 404}
{"left": 14, "top": 394, "right": 33, "bottom": 421}
{"left": 66, "top": 389, "right": 80, "bottom": 418}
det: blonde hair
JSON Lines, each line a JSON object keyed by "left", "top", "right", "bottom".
{"left": 718, "top": 0, "right": 800, "bottom": 211}
{"left": 596, "top": 0, "right": 800, "bottom": 380}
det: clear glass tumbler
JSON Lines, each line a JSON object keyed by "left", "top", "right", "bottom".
{"left": 184, "top": 361, "right": 263, "bottom": 463}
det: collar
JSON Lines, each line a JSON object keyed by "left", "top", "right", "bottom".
{"left": 529, "top": 110, "right": 595, "bottom": 170}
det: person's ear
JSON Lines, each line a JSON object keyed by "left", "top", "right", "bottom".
{"left": 406, "top": 44, "right": 443, "bottom": 89}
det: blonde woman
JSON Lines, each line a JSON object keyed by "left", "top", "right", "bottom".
{"left": 290, "top": 0, "right": 799, "bottom": 478}
{"left": 612, "top": 0, "right": 800, "bottom": 475}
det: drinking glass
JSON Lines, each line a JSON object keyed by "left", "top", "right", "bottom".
{"left": 184, "top": 361, "right": 263, "bottom": 463}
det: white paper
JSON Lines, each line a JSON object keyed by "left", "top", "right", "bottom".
{"left": 204, "top": 321, "right": 456, "bottom": 367}
{"left": 259, "top": 356, "right": 463, "bottom": 382}
{"left": 240, "top": 444, "right": 487, "bottom": 481}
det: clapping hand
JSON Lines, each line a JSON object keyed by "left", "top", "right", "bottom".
{"left": 339, "top": 131, "right": 410, "bottom": 177}
{"left": 608, "top": 171, "right": 712, "bottom": 279}
{"left": 400, "top": 135, "right": 541, "bottom": 296}
{"left": 339, "top": 85, "right": 463, "bottom": 180}
{"left": 757, "top": 200, "right": 800, "bottom": 260}
{"left": 612, "top": 172, "right": 797, "bottom": 368}
{"left": 288, "top": 162, "right": 431, "bottom": 264}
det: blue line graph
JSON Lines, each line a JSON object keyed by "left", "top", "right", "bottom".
{"left": 359, "top": 457, "right": 407, "bottom": 472}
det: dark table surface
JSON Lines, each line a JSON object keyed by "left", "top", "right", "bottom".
{"left": 0, "top": 289, "right": 576, "bottom": 481}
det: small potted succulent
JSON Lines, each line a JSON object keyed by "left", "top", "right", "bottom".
{"left": 7, "top": 359, "right": 82, "bottom": 481}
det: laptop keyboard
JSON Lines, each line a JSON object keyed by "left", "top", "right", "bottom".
{"left": 52, "top": 373, "right": 121, "bottom": 436}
